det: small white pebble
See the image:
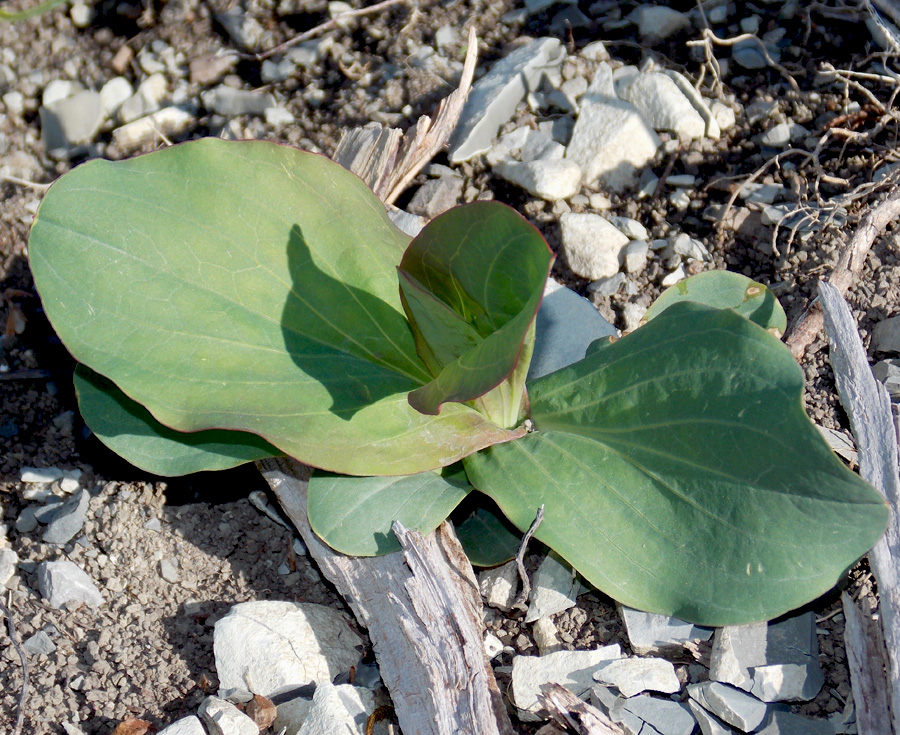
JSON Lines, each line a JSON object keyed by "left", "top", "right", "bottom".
{"left": 59, "top": 477, "right": 80, "bottom": 494}
{"left": 21, "top": 467, "right": 64, "bottom": 483}
{"left": 69, "top": 1, "right": 92, "bottom": 27}
{"left": 661, "top": 265, "right": 688, "bottom": 287}
{"left": 484, "top": 633, "right": 504, "bottom": 660}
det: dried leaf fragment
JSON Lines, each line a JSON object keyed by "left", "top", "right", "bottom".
{"left": 244, "top": 694, "right": 277, "bottom": 731}
{"left": 110, "top": 719, "right": 152, "bottom": 735}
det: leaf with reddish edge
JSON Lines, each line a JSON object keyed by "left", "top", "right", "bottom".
{"left": 29, "top": 139, "right": 522, "bottom": 476}
{"left": 399, "top": 201, "right": 553, "bottom": 424}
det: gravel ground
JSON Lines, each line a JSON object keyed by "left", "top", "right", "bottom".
{"left": 1, "top": 0, "right": 899, "bottom": 732}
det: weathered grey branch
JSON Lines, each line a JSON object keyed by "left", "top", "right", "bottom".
{"left": 257, "top": 458, "right": 516, "bottom": 735}
{"left": 820, "top": 282, "right": 900, "bottom": 735}
{"left": 842, "top": 592, "right": 892, "bottom": 735}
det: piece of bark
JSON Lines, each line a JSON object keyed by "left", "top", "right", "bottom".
{"left": 257, "top": 457, "right": 515, "bottom": 735}
{"left": 820, "top": 281, "right": 900, "bottom": 735}
{"left": 537, "top": 683, "right": 623, "bottom": 735}
{"left": 332, "top": 26, "right": 477, "bottom": 206}
{"left": 842, "top": 592, "right": 892, "bottom": 735}
{"left": 332, "top": 124, "right": 403, "bottom": 198}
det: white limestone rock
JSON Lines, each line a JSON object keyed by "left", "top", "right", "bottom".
{"left": 478, "top": 560, "right": 518, "bottom": 611}
{"left": 623, "top": 240, "right": 649, "bottom": 273}
{"left": 621, "top": 695, "right": 697, "bottom": 735}
{"left": 37, "top": 560, "right": 104, "bottom": 609}
{"left": 494, "top": 159, "right": 582, "bottom": 201}
{"left": 157, "top": 716, "right": 208, "bottom": 735}
{"left": 661, "top": 265, "right": 688, "bottom": 287}
{"left": 670, "top": 233, "right": 711, "bottom": 261}
{"left": 199, "top": 697, "right": 258, "bottom": 735}
{"left": 214, "top": 601, "right": 363, "bottom": 698}
{"left": 204, "top": 86, "right": 275, "bottom": 117}
{"left": 299, "top": 682, "right": 374, "bottom": 735}
{"left": 0, "top": 548, "right": 18, "bottom": 586}
{"left": 662, "top": 69, "right": 720, "bottom": 138}
{"left": 118, "top": 73, "right": 168, "bottom": 123}
{"left": 873, "top": 315, "right": 900, "bottom": 352}
{"left": 529, "top": 280, "right": 617, "bottom": 380}
{"left": 710, "top": 613, "right": 824, "bottom": 702}
{"left": 687, "top": 681, "right": 768, "bottom": 732}
{"left": 43, "top": 488, "right": 90, "bottom": 545}
{"left": 21, "top": 467, "right": 64, "bottom": 483}
{"left": 630, "top": 5, "right": 691, "bottom": 39}
{"left": 620, "top": 606, "right": 713, "bottom": 655}
{"left": 532, "top": 616, "right": 563, "bottom": 655}
{"left": 711, "top": 101, "right": 736, "bottom": 132}
{"left": 565, "top": 63, "right": 660, "bottom": 191}
{"left": 710, "top": 623, "right": 766, "bottom": 691}
{"left": 450, "top": 38, "right": 565, "bottom": 162}
{"left": 618, "top": 71, "right": 706, "bottom": 140}
{"left": 512, "top": 644, "right": 623, "bottom": 721}
{"left": 592, "top": 657, "right": 681, "bottom": 698}
{"left": 484, "top": 633, "right": 504, "bottom": 660}
{"left": 111, "top": 106, "right": 196, "bottom": 151}
{"left": 42, "top": 79, "right": 83, "bottom": 107}
{"left": 525, "top": 551, "right": 585, "bottom": 622}
{"left": 688, "top": 701, "right": 737, "bottom": 735}
{"left": 750, "top": 663, "right": 825, "bottom": 703}
{"left": 607, "top": 216, "right": 648, "bottom": 241}
{"left": 486, "top": 126, "right": 564, "bottom": 166}
{"left": 407, "top": 175, "right": 464, "bottom": 218}
{"left": 40, "top": 89, "right": 105, "bottom": 152}
{"left": 274, "top": 696, "right": 315, "bottom": 735}
{"left": 559, "top": 212, "right": 629, "bottom": 280}
{"left": 23, "top": 630, "right": 56, "bottom": 655}
{"left": 622, "top": 302, "right": 648, "bottom": 333}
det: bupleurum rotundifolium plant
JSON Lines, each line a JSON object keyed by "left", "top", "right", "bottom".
{"left": 28, "top": 137, "right": 888, "bottom": 626}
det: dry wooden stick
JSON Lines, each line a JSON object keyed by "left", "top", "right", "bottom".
{"left": 820, "top": 282, "right": 900, "bottom": 735}
{"left": 511, "top": 504, "right": 544, "bottom": 613}
{"left": 842, "top": 592, "right": 892, "bottom": 735}
{"left": 258, "top": 458, "right": 515, "bottom": 735}
{"left": 785, "top": 187, "right": 900, "bottom": 358}
{"left": 0, "top": 596, "right": 29, "bottom": 735}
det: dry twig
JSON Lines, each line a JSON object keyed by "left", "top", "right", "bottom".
{"left": 245, "top": 0, "right": 407, "bottom": 62}
{"left": 0, "top": 174, "right": 52, "bottom": 191}
{"left": 0, "top": 596, "right": 29, "bottom": 735}
{"left": 511, "top": 504, "right": 545, "bottom": 613}
{"left": 686, "top": 28, "right": 800, "bottom": 92}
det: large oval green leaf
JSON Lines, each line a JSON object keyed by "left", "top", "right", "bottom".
{"left": 29, "top": 138, "right": 522, "bottom": 476}
{"left": 398, "top": 202, "right": 553, "bottom": 418}
{"left": 307, "top": 464, "right": 471, "bottom": 555}
{"left": 74, "top": 363, "right": 281, "bottom": 475}
{"left": 465, "top": 302, "right": 888, "bottom": 625}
